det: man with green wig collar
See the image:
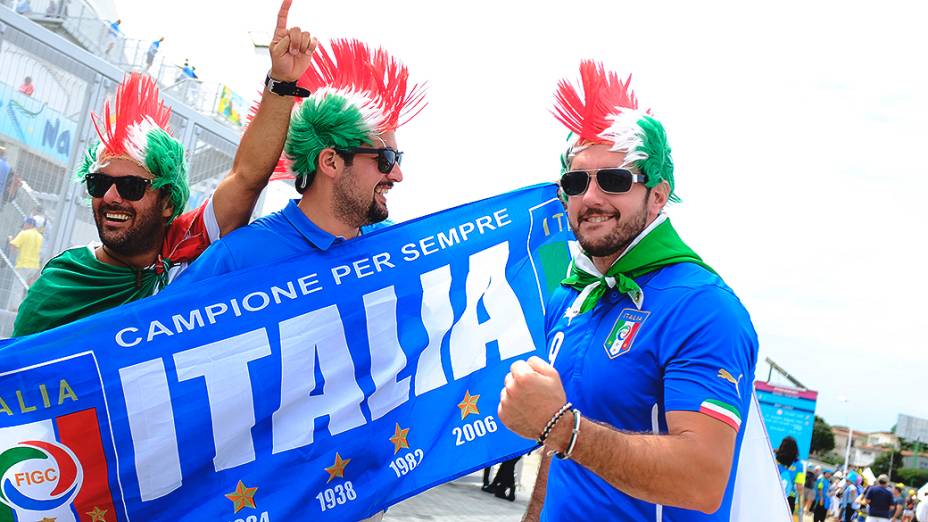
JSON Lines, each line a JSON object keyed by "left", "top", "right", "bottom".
{"left": 498, "top": 62, "right": 759, "bottom": 521}
{"left": 13, "top": 0, "right": 317, "bottom": 336}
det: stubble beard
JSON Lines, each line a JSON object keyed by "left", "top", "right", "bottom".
{"left": 333, "top": 168, "right": 389, "bottom": 228}
{"left": 93, "top": 203, "right": 166, "bottom": 257}
{"left": 575, "top": 195, "right": 650, "bottom": 259}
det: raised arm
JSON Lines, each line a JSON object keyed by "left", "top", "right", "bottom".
{"left": 211, "top": 0, "right": 317, "bottom": 236}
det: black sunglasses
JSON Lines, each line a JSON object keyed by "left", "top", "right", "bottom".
{"left": 334, "top": 147, "right": 403, "bottom": 174}
{"left": 85, "top": 172, "right": 153, "bottom": 201}
{"left": 559, "top": 168, "right": 648, "bottom": 197}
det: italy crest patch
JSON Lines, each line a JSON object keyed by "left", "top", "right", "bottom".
{"left": 603, "top": 308, "right": 650, "bottom": 359}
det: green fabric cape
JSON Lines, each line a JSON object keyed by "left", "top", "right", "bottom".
{"left": 561, "top": 218, "right": 715, "bottom": 315}
{"left": 13, "top": 247, "right": 161, "bottom": 337}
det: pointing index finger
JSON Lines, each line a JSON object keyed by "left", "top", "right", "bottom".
{"left": 275, "top": 0, "right": 292, "bottom": 37}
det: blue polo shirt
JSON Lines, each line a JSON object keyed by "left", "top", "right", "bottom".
{"left": 813, "top": 475, "right": 831, "bottom": 509}
{"left": 864, "top": 486, "right": 894, "bottom": 518}
{"left": 173, "top": 199, "right": 390, "bottom": 285}
{"left": 541, "top": 263, "right": 758, "bottom": 521}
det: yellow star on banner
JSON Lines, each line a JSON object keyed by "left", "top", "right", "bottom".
{"left": 39, "top": 518, "right": 57, "bottom": 522}
{"left": 85, "top": 506, "right": 107, "bottom": 522}
{"left": 389, "top": 422, "right": 411, "bottom": 454}
{"left": 458, "top": 390, "right": 480, "bottom": 420}
{"left": 324, "top": 453, "right": 351, "bottom": 483}
{"left": 225, "top": 480, "right": 258, "bottom": 513}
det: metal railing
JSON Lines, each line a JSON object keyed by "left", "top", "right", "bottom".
{"left": 0, "top": 4, "right": 242, "bottom": 337}
{"left": 5, "top": 0, "right": 247, "bottom": 129}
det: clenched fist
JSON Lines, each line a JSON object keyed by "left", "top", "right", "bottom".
{"left": 498, "top": 356, "right": 568, "bottom": 442}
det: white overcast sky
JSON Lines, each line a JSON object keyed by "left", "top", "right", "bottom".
{"left": 115, "top": 0, "right": 928, "bottom": 434}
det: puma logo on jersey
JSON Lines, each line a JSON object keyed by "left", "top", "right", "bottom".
{"left": 717, "top": 369, "right": 743, "bottom": 399}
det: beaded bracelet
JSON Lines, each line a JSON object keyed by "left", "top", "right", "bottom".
{"left": 555, "top": 408, "right": 581, "bottom": 460}
{"left": 537, "top": 402, "right": 572, "bottom": 445}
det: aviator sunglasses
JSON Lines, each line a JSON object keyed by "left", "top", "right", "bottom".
{"left": 335, "top": 147, "right": 403, "bottom": 174}
{"left": 559, "top": 168, "right": 649, "bottom": 197}
{"left": 85, "top": 172, "right": 153, "bottom": 201}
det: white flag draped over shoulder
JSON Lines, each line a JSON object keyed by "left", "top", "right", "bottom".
{"left": 730, "top": 393, "right": 791, "bottom": 521}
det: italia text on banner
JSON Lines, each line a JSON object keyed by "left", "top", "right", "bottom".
{"left": 0, "top": 183, "right": 573, "bottom": 521}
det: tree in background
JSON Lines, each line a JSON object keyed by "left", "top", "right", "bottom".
{"left": 897, "top": 468, "right": 928, "bottom": 487}
{"left": 812, "top": 415, "right": 836, "bottom": 455}
{"left": 872, "top": 450, "right": 904, "bottom": 482}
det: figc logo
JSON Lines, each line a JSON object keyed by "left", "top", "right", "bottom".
{"left": 0, "top": 440, "right": 83, "bottom": 514}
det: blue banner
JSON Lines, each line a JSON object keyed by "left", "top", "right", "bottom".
{"left": 0, "top": 82, "right": 77, "bottom": 165}
{"left": 0, "top": 184, "right": 573, "bottom": 521}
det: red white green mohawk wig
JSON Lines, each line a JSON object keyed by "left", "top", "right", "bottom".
{"left": 77, "top": 73, "right": 189, "bottom": 222}
{"left": 553, "top": 61, "right": 677, "bottom": 202}
{"left": 286, "top": 38, "right": 426, "bottom": 192}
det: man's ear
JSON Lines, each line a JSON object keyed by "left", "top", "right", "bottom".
{"left": 316, "top": 148, "right": 341, "bottom": 180}
{"left": 160, "top": 191, "right": 174, "bottom": 221}
{"left": 645, "top": 180, "right": 670, "bottom": 222}
{"left": 650, "top": 180, "right": 670, "bottom": 210}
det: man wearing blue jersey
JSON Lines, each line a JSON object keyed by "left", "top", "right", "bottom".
{"left": 498, "top": 62, "right": 758, "bottom": 521}
{"left": 172, "top": 38, "right": 425, "bottom": 284}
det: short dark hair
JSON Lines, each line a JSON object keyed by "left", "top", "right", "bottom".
{"left": 775, "top": 436, "right": 799, "bottom": 466}
{"left": 295, "top": 148, "right": 355, "bottom": 194}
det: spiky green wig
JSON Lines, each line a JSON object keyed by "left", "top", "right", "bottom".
{"left": 78, "top": 73, "right": 189, "bottom": 222}
{"left": 285, "top": 38, "right": 426, "bottom": 192}
{"left": 553, "top": 61, "right": 678, "bottom": 202}
{"left": 286, "top": 94, "right": 371, "bottom": 188}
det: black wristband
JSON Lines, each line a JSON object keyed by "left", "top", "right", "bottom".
{"left": 265, "top": 73, "right": 311, "bottom": 98}
{"left": 537, "top": 402, "right": 572, "bottom": 445}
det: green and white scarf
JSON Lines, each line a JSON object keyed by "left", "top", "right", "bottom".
{"left": 561, "top": 215, "right": 715, "bottom": 316}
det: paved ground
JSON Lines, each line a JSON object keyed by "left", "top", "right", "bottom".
{"left": 384, "top": 472, "right": 529, "bottom": 522}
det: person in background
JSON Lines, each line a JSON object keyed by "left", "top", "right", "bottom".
{"left": 842, "top": 471, "right": 861, "bottom": 522}
{"left": 832, "top": 470, "right": 846, "bottom": 519}
{"left": 104, "top": 19, "right": 121, "bottom": 56}
{"left": 18, "top": 76, "right": 34, "bottom": 96}
{"left": 812, "top": 467, "right": 832, "bottom": 522}
{"left": 14, "top": 0, "right": 31, "bottom": 15}
{"left": 7, "top": 217, "right": 43, "bottom": 310}
{"left": 0, "top": 146, "right": 11, "bottom": 202}
{"left": 146, "top": 37, "right": 164, "bottom": 70}
{"left": 775, "top": 436, "right": 800, "bottom": 513}
{"left": 892, "top": 484, "right": 905, "bottom": 521}
{"left": 482, "top": 456, "right": 521, "bottom": 501}
{"left": 30, "top": 206, "right": 46, "bottom": 233}
{"left": 901, "top": 491, "right": 915, "bottom": 522}
{"left": 862, "top": 474, "right": 896, "bottom": 522}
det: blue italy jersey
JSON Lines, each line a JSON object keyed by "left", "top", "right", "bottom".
{"left": 541, "top": 263, "right": 758, "bottom": 521}
{"left": 173, "top": 199, "right": 391, "bottom": 285}
{"left": 778, "top": 463, "right": 798, "bottom": 497}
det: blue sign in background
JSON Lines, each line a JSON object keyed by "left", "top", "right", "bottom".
{"left": 755, "top": 382, "right": 817, "bottom": 462}
{"left": 0, "top": 81, "right": 76, "bottom": 165}
{"left": 0, "top": 184, "right": 573, "bottom": 521}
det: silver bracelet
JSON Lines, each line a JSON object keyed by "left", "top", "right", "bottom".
{"left": 555, "top": 408, "right": 581, "bottom": 460}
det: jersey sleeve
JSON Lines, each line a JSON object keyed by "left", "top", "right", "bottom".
{"left": 162, "top": 198, "right": 220, "bottom": 265}
{"left": 661, "top": 287, "right": 758, "bottom": 432}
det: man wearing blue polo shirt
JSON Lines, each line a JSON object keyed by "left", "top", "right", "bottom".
{"left": 498, "top": 62, "right": 758, "bottom": 521}
{"left": 173, "top": 38, "right": 425, "bottom": 287}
